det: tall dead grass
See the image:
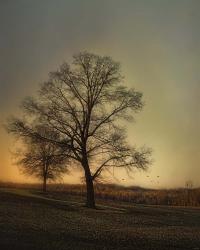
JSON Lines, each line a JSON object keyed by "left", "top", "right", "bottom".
{"left": 0, "top": 182, "right": 199, "bottom": 206}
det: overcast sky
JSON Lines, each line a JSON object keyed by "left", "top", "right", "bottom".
{"left": 0, "top": 0, "right": 199, "bottom": 188}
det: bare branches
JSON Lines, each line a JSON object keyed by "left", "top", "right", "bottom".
{"left": 7, "top": 51, "right": 151, "bottom": 207}
{"left": 13, "top": 125, "right": 69, "bottom": 191}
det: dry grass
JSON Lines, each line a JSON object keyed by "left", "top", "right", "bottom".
{"left": 1, "top": 181, "right": 200, "bottom": 207}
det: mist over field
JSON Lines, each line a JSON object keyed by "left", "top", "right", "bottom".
{"left": 0, "top": 0, "right": 200, "bottom": 188}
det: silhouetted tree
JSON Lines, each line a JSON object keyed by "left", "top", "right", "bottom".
{"left": 185, "top": 180, "right": 193, "bottom": 205}
{"left": 7, "top": 52, "right": 151, "bottom": 208}
{"left": 16, "top": 125, "right": 68, "bottom": 192}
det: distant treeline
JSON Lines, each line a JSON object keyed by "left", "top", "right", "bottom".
{"left": 0, "top": 182, "right": 199, "bottom": 207}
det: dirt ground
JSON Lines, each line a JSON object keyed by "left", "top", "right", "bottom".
{"left": 0, "top": 188, "right": 200, "bottom": 250}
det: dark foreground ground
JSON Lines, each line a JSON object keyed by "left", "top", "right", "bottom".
{"left": 0, "top": 188, "right": 200, "bottom": 250}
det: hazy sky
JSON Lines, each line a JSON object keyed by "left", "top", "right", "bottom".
{"left": 0, "top": 0, "right": 199, "bottom": 188}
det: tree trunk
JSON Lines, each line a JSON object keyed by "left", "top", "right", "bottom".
{"left": 43, "top": 175, "right": 47, "bottom": 192}
{"left": 83, "top": 161, "right": 95, "bottom": 208}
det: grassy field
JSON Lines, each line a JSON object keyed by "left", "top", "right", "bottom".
{"left": 0, "top": 187, "right": 200, "bottom": 250}
{"left": 1, "top": 182, "right": 199, "bottom": 206}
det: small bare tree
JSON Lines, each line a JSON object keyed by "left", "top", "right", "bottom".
{"left": 16, "top": 125, "right": 68, "bottom": 192}
{"left": 7, "top": 52, "right": 151, "bottom": 207}
{"left": 185, "top": 180, "right": 193, "bottom": 205}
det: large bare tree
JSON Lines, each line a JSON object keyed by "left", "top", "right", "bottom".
{"left": 7, "top": 52, "right": 151, "bottom": 208}
{"left": 15, "top": 125, "right": 68, "bottom": 192}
